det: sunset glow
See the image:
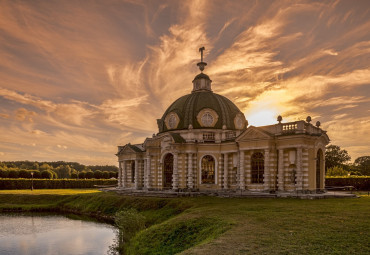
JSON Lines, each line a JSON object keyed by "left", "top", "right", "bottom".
{"left": 0, "top": 0, "right": 369, "bottom": 165}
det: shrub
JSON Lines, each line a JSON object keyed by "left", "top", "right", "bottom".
{"left": 8, "top": 170, "right": 19, "bottom": 178}
{"left": 326, "top": 177, "right": 370, "bottom": 190}
{"left": 0, "top": 169, "right": 8, "bottom": 178}
{"left": 0, "top": 179, "right": 117, "bottom": 189}
{"left": 94, "top": 170, "right": 103, "bottom": 179}
{"left": 110, "top": 171, "right": 118, "bottom": 178}
{"left": 103, "top": 171, "right": 110, "bottom": 179}
{"left": 19, "top": 170, "right": 31, "bottom": 178}
{"left": 78, "top": 171, "right": 86, "bottom": 179}
{"left": 326, "top": 166, "right": 349, "bottom": 176}
{"left": 115, "top": 208, "right": 146, "bottom": 242}
{"left": 32, "top": 170, "right": 41, "bottom": 178}
{"left": 85, "top": 171, "right": 94, "bottom": 179}
{"left": 41, "top": 170, "right": 53, "bottom": 179}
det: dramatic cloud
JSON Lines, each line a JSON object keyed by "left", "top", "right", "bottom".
{"left": 0, "top": 0, "right": 369, "bottom": 164}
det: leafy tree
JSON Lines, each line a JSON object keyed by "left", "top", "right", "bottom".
{"left": 78, "top": 171, "right": 86, "bottom": 179}
{"left": 20, "top": 163, "right": 28, "bottom": 170}
{"left": 71, "top": 172, "right": 78, "bottom": 179}
{"left": 8, "top": 170, "right": 19, "bottom": 178}
{"left": 32, "top": 162, "right": 39, "bottom": 170}
{"left": 325, "top": 145, "right": 351, "bottom": 170}
{"left": 39, "top": 163, "right": 52, "bottom": 171}
{"left": 103, "top": 171, "right": 110, "bottom": 179}
{"left": 19, "top": 170, "right": 30, "bottom": 178}
{"left": 0, "top": 162, "right": 7, "bottom": 169}
{"left": 41, "top": 170, "right": 53, "bottom": 179}
{"left": 354, "top": 156, "right": 370, "bottom": 176}
{"left": 0, "top": 169, "right": 8, "bottom": 178}
{"left": 32, "top": 170, "right": 41, "bottom": 178}
{"left": 94, "top": 170, "right": 103, "bottom": 179}
{"left": 85, "top": 171, "right": 94, "bottom": 179}
{"left": 109, "top": 171, "right": 118, "bottom": 178}
{"left": 326, "top": 166, "right": 349, "bottom": 176}
{"left": 55, "top": 165, "right": 72, "bottom": 178}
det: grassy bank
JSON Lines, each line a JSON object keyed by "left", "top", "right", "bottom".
{"left": 0, "top": 190, "right": 369, "bottom": 254}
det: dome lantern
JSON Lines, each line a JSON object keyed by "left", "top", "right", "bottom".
{"left": 192, "top": 47, "right": 212, "bottom": 92}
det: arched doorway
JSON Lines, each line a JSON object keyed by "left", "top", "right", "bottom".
{"left": 316, "top": 149, "right": 322, "bottom": 190}
{"left": 163, "top": 153, "right": 173, "bottom": 189}
{"left": 201, "top": 155, "right": 215, "bottom": 184}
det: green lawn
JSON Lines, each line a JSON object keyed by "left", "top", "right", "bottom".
{"left": 0, "top": 189, "right": 101, "bottom": 195}
{"left": 0, "top": 191, "right": 369, "bottom": 254}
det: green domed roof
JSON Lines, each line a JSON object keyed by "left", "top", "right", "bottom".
{"left": 157, "top": 91, "right": 246, "bottom": 133}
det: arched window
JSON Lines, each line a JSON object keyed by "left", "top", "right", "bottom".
{"left": 251, "top": 152, "right": 264, "bottom": 184}
{"left": 131, "top": 161, "right": 135, "bottom": 183}
{"left": 201, "top": 155, "right": 215, "bottom": 184}
{"left": 163, "top": 153, "right": 174, "bottom": 188}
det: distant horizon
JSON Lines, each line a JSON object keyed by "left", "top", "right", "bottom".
{"left": 1, "top": 0, "right": 369, "bottom": 165}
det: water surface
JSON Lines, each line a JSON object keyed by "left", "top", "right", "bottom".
{"left": 0, "top": 214, "right": 117, "bottom": 255}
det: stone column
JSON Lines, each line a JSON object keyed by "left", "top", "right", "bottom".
{"left": 146, "top": 156, "right": 151, "bottom": 189}
{"left": 223, "top": 153, "right": 228, "bottom": 189}
{"left": 302, "top": 149, "right": 309, "bottom": 191}
{"left": 278, "top": 149, "right": 284, "bottom": 191}
{"left": 173, "top": 153, "right": 179, "bottom": 190}
{"left": 122, "top": 160, "right": 126, "bottom": 188}
{"left": 296, "top": 147, "right": 303, "bottom": 191}
{"left": 263, "top": 149, "right": 270, "bottom": 191}
{"left": 143, "top": 158, "right": 147, "bottom": 189}
{"left": 239, "top": 151, "right": 245, "bottom": 190}
{"left": 118, "top": 161, "right": 122, "bottom": 187}
{"left": 134, "top": 159, "right": 139, "bottom": 189}
{"left": 187, "top": 153, "right": 194, "bottom": 189}
{"left": 245, "top": 153, "right": 251, "bottom": 187}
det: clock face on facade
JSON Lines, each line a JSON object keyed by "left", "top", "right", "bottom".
{"left": 165, "top": 112, "right": 179, "bottom": 129}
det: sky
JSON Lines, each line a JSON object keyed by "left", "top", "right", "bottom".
{"left": 0, "top": 0, "right": 369, "bottom": 166}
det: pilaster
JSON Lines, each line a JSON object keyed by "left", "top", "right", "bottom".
{"left": 296, "top": 147, "right": 303, "bottom": 191}
{"left": 239, "top": 151, "right": 245, "bottom": 190}
{"left": 187, "top": 153, "right": 194, "bottom": 189}
{"left": 223, "top": 153, "right": 228, "bottom": 189}
{"left": 263, "top": 149, "right": 270, "bottom": 191}
{"left": 134, "top": 159, "right": 139, "bottom": 189}
{"left": 173, "top": 153, "right": 179, "bottom": 190}
{"left": 278, "top": 149, "right": 284, "bottom": 191}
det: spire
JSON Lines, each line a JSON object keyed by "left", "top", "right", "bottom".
{"left": 197, "top": 46, "right": 207, "bottom": 72}
{"left": 192, "top": 46, "right": 212, "bottom": 92}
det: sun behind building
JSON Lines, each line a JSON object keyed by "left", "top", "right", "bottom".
{"left": 116, "top": 48, "right": 329, "bottom": 194}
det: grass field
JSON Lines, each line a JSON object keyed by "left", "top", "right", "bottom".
{"left": 0, "top": 189, "right": 101, "bottom": 195}
{"left": 0, "top": 190, "right": 369, "bottom": 254}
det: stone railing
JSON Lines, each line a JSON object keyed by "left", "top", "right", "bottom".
{"left": 260, "top": 120, "right": 324, "bottom": 136}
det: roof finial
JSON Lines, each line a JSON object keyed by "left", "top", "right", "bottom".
{"left": 199, "top": 47, "right": 205, "bottom": 62}
{"left": 197, "top": 46, "right": 207, "bottom": 72}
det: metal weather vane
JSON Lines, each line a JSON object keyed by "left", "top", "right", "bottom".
{"left": 197, "top": 46, "right": 207, "bottom": 72}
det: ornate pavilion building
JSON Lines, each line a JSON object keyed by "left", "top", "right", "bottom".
{"left": 116, "top": 48, "right": 329, "bottom": 194}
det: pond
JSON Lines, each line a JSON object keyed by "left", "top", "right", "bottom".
{"left": 0, "top": 213, "right": 118, "bottom": 255}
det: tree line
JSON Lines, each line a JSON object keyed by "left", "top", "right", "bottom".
{"left": 0, "top": 161, "right": 118, "bottom": 179}
{"left": 325, "top": 145, "right": 369, "bottom": 176}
